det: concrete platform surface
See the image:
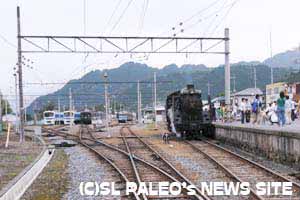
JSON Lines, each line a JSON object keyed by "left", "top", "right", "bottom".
{"left": 214, "top": 118, "right": 300, "bottom": 134}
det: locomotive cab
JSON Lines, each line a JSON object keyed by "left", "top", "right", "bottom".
{"left": 166, "top": 84, "right": 213, "bottom": 139}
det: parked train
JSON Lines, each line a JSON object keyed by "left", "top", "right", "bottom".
{"left": 80, "top": 111, "right": 92, "bottom": 125}
{"left": 43, "top": 110, "right": 94, "bottom": 125}
{"left": 43, "top": 111, "right": 64, "bottom": 125}
{"left": 63, "top": 111, "right": 81, "bottom": 125}
{"left": 116, "top": 112, "right": 134, "bottom": 123}
{"left": 166, "top": 84, "right": 213, "bottom": 139}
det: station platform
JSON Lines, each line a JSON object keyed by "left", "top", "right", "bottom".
{"left": 212, "top": 119, "right": 300, "bottom": 165}
{"left": 213, "top": 118, "right": 300, "bottom": 134}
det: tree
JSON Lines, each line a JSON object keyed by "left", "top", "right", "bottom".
{"left": 1, "top": 99, "right": 12, "bottom": 115}
{"left": 43, "top": 101, "right": 55, "bottom": 111}
{"left": 37, "top": 101, "right": 56, "bottom": 120}
{"left": 95, "top": 104, "right": 105, "bottom": 112}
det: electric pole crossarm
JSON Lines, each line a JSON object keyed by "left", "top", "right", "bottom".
{"left": 76, "top": 38, "right": 101, "bottom": 52}
{"left": 20, "top": 35, "right": 227, "bottom": 54}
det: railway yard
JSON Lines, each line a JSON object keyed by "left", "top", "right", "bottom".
{"left": 1, "top": 123, "right": 298, "bottom": 200}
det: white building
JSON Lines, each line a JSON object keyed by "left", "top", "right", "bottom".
{"left": 142, "top": 105, "right": 166, "bottom": 123}
{"left": 232, "top": 88, "right": 263, "bottom": 105}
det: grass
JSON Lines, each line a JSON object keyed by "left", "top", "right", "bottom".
{"left": 21, "top": 149, "right": 69, "bottom": 200}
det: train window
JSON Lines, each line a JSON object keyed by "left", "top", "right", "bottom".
{"left": 44, "top": 112, "right": 54, "bottom": 117}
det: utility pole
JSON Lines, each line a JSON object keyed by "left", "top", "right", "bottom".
{"left": 57, "top": 97, "right": 60, "bottom": 125}
{"left": 270, "top": 31, "right": 274, "bottom": 84}
{"left": 17, "top": 6, "right": 25, "bottom": 142}
{"left": 104, "top": 72, "right": 110, "bottom": 136}
{"left": 0, "top": 90, "right": 2, "bottom": 133}
{"left": 224, "top": 28, "right": 231, "bottom": 106}
{"left": 24, "top": 106, "right": 27, "bottom": 124}
{"left": 137, "top": 80, "right": 142, "bottom": 123}
{"left": 153, "top": 72, "right": 157, "bottom": 128}
{"left": 69, "top": 88, "right": 73, "bottom": 128}
{"left": 253, "top": 66, "right": 257, "bottom": 89}
{"left": 231, "top": 76, "right": 236, "bottom": 93}
{"left": 5, "top": 98, "right": 7, "bottom": 117}
{"left": 33, "top": 101, "right": 37, "bottom": 125}
{"left": 58, "top": 97, "right": 61, "bottom": 112}
{"left": 207, "top": 82, "right": 211, "bottom": 96}
{"left": 14, "top": 73, "right": 19, "bottom": 133}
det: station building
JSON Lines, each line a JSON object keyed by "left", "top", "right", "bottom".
{"left": 266, "top": 82, "right": 300, "bottom": 104}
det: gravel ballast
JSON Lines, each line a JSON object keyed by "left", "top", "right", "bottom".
{"left": 63, "top": 145, "right": 122, "bottom": 200}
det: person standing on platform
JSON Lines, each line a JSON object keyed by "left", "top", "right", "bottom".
{"left": 245, "top": 99, "right": 251, "bottom": 123}
{"left": 285, "top": 96, "right": 292, "bottom": 125}
{"left": 252, "top": 94, "right": 262, "bottom": 125}
{"left": 277, "top": 91, "right": 286, "bottom": 127}
{"left": 239, "top": 98, "right": 246, "bottom": 124}
{"left": 291, "top": 99, "right": 296, "bottom": 121}
{"left": 162, "top": 132, "right": 169, "bottom": 144}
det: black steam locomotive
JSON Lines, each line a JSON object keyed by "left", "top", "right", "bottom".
{"left": 80, "top": 111, "right": 92, "bottom": 125}
{"left": 166, "top": 84, "right": 213, "bottom": 139}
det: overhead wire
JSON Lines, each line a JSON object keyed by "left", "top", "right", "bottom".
{"left": 0, "top": 34, "right": 17, "bottom": 48}
{"left": 138, "top": 0, "right": 149, "bottom": 32}
{"left": 103, "top": 0, "right": 123, "bottom": 34}
{"left": 202, "top": 0, "right": 228, "bottom": 37}
{"left": 209, "top": 0, "right": 240, "bottom": 37}
{"left": 109, "top": 0, "right": 135, "bottom": 34}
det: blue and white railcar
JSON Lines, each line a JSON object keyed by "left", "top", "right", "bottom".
{"left": 43, "top": 111, "right": 64, "bottom": 125}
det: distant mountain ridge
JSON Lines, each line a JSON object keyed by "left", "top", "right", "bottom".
{"left": 26, "top": 48, "right": 300, "bottom": 114}
{"left": 27, "top": 61, "right": 293, "bottom": 114}
{"left": 264, "top": 50, "right": 300, "bottom": 69}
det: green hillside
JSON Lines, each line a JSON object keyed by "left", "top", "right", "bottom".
{"left": 27, "top": 62, "right": 292, "bottom": 114}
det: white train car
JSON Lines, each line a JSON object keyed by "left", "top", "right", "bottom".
{"left": 43, "top": 111, "right": 64, "bottom": 125}
{"left": 63, "top": 111, "right": 80, "bottom": 125}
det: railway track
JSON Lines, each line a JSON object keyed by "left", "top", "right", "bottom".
{"left": 186, "top": 140, "right": 300, "bottom": 200}
{"left": 43, "top": 125, "right": 300, "bottom": 199}
{"left": 82, "top": 125, "right": 209, "bottom": 200}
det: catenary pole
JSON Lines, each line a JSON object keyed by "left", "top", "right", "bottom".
{"left": 137, "top": 80, "right": 141, "bottom": 123}
{"left": 254, "top": 66, "right": 257, "bottom": 89}
{"left": 104, "top": 72, "right": 110, "bottom": 136}
{"left": 17, "top": 6, "right": 25, "bottom": 142}
{"left": 270, "top": 31, "right": 274, "bottom": 84}
{"left": 69, "top": 88, "right": 72, "bottom": 129}
{"left": 153, "top": 72, "right": 157, "bottom": 128}
{"left": 0, "top": 90, "right": 2, "bottom": 132}
{"left": 224, "top": 28, "right": 230, "bottom": 106}
{"left": 14, "top": 73, "right": 19, "bottom": 133}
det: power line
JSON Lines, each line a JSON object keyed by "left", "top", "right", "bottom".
{"left": 103, "top": 0, "right": 122, "bottom": 34}
{"left": 209, "top": 0, "right": 240, "bottom": 36}
{"left": 202, "top": 0, "right": 228, "bottom": 37}
{"left": 109, "top": 0, "right": 135, "bottom": 34}
{"left": 138, "top": 0, "right": 149, "bottom": 31}
{"left": 0, "top": 34, "right": 17, "bottom": 48}
{"left": 23, "top": 80, "right": 173, "bottom": 85}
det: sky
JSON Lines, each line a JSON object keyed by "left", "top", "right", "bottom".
{"left": 1, "top": 0, "right": 300, "bottom": 107}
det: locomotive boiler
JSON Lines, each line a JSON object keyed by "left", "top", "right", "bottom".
{"left": 166, "top": 84, "right": 213, "bottom": 139}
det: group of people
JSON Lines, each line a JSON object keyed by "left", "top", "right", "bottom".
{"left": 237, "top": 92, "right": 299, "bottom": 126}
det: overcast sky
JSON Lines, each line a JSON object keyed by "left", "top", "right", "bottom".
{"left": 1, "top": 0, "right": 300, "bottom": 106}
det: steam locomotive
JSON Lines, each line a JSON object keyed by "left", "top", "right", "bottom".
{"left": 166, "top": 84, "right": 213, "bottom": 139}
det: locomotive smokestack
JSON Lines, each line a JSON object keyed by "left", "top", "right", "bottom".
{"left": 187, "top": 84, "right": 194, "bottom": 90}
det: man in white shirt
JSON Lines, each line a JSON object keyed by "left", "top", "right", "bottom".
{"left": 239, "top": 98, "right": 246, "bottom": 124}
{"left": 285, "top": 96, "right": 292, "bottom": 125}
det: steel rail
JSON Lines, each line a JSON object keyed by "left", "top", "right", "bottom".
{"left": 78, "top": 126, "right": 141, "bottom": 200}
{"left": 87, "top": 127, "right": 206, "bottom": 200}
{"left": 120, "top": 126, "right": 148, "bottom": 200}
{"left": 202, "top": 140, "right": 300, "bottom": 189}
{"left": 126, "top": 127, "right": 211, "bottom": 200}
{"left": 186, "top": 141, "right": 263, "bottom": 200}
{"left": 45, "top": 126, "right": 208, "bottom": 199}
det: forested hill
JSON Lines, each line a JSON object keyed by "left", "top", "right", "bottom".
{"left": 27, "top": 61, "right": 293, "bottom": 114}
